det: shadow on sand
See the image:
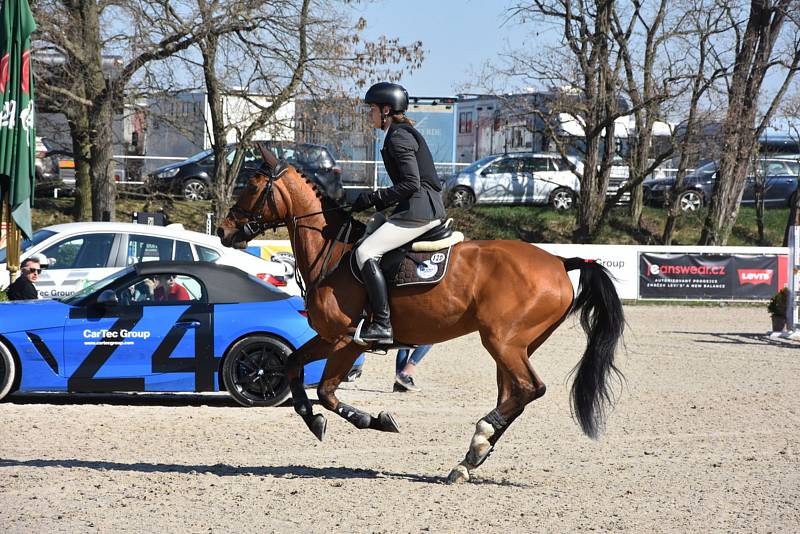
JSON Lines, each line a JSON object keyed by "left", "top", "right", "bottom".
{"left": 0, "top": 457, "right": 530, "bottom": 487}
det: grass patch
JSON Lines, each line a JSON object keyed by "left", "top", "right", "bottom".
{"left": 30, "top": 195, "right": 790, "bottom": 245}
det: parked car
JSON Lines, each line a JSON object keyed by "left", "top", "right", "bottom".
{"left": 0, "top": 222, "right": 300, "bottom": 299}
{"left": 643, "top": 158, "right": 800, "bottom": 212}
{"left": 444, "top": 153, "right": 583, "bottom": 210}
{"left": 147, "top": 141, "right": 344, "bottom": 202}
{"left": 0, "top": 261, "right": 364, "bottom": 407}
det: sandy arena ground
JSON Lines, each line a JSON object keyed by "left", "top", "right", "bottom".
{"left": 1, "top": 305, "right": 798, "bottom": 533}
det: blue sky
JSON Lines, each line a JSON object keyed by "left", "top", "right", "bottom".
{"left": 352, "top": 0, "right": 531, "bottom": 97}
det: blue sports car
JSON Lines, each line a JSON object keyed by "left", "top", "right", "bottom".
{"left": 0, "top": 261, "right": 363, "bottom": 407}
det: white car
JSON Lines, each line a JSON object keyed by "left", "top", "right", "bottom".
{"left": 444, "top": 152, "right": 583, "bottom": 210}
{"left": 0, "top": 222, "right": 300, "bottom": 299}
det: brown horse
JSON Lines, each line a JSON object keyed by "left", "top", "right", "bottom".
{"left": 217, "top": 152, "right": 624, "bottom": 484}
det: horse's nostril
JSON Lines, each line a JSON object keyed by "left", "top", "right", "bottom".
{"left": 216, "top": 227, "right": 226, "bottom": 239}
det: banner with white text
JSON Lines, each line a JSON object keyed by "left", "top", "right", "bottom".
{"left": 639, "top": 253, "right": 778, "bottom": 300}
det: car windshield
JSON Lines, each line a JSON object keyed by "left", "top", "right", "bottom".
{"left": 461, "top": 156, "right": 498, "bottom": 174}
{"left": 692, "top": 161, "right": 718, "bottom": 176}
{"left": 183, "top": 149, "right": 213, "bottom": 164}
{"left": 60, "top": 266, "right": 135, "bottom": 305}
{"left": 0, "top": 229, "right": 56, "bottom": 263}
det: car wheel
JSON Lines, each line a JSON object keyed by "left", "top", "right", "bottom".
{"left": 0, "top": 340, "right": 17, "bottom": 401}
{"left": 450, "top": 186, "right": 475, "bottom": 208}
{"left": 222, "top": 335, "right": 293, "bottom": 407}
{"left": 678, "top": 190, "right": 703, "bottom": 212}
{"left": 182, "top": 178, "right": 208, "bottom": 201}
{"left": 549, "top": 187, "right": 575, "bottom": 211}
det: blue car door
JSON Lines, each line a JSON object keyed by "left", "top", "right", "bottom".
{"left": 62, "top": 273, "right": 214, "bottom": 392}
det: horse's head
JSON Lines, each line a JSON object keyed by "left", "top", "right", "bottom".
{"left": 217, "top": 143, "right": 291, "bottom": 249}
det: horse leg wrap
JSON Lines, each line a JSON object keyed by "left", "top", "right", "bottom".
{"left": 291, "top": 377, "right": 312, "bottom": 417}
{"left": 336, "top": 403, "right": 373, "bottom": 429}
{"left": 485, "top": 408, "right": 510, "bottom": 446}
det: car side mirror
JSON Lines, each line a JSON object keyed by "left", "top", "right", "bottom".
{"left": 97, "top": 290, "right": 119, "bottom": 307}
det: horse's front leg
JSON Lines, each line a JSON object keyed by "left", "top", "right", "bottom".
{"left": 316, "top": 343, "right": 400, "bottom": 434}
{"left": 286, "top": 335, "right": 339, "bottom": 441}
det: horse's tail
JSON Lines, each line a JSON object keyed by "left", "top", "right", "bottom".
{"left": 562, "top": 257, "right": 625, "bottom": 439}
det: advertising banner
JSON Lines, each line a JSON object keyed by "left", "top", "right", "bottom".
{"left": 639, "top": 253, "right": 779, "bottom": 300}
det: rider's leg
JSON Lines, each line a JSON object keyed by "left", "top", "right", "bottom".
{"left": 355, "top": 218, "right": 441, "bottom": 344}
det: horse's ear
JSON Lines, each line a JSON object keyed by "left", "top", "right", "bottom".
{"left": 255, "top": 141, "right": 279, "bottom": 175}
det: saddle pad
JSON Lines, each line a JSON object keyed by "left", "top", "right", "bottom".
{"left": 350, "top": 246, "right": 454, "bottom": 287}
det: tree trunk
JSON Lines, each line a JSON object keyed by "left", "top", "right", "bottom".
{"left": 68, "top": 115, "right": 92, "bottom": 221}
{"left": 89, "top": 100, "right": 116, "bottom": 221}
{"left": 699, "top": 0, "right": 791, "bottom": 245}
{"left": 628, "top": 172, "right": 644, "bottom": 227}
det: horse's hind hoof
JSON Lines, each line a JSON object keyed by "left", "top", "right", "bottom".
{"left": 310, "top": 414, "right": 327, "bottom": 441}
{"left": 446, "top": 465, "right": 470, "bottom": 484}
{"left": 376, "top": 411, "right": 400, "bottom": 433}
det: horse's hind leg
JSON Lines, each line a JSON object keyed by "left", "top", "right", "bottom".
{"left": 286, "top": 335, "right": 343, "bottom": 441}
{"left": 316, "top": 345, "right": 401, "bottom": 434}
{"left": 447, "top": 329, "right": 550, "bottom": 484}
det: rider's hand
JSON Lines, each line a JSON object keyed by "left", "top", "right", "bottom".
{"left": 350, "top": 192, "right": 374, "bottom": 213}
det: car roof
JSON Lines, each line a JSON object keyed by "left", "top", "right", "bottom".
{"left": 41, "top": 222, "right": 224, "bottom": 246}
{"left": 132, "top": 261, "right": 290, "bottom": 303}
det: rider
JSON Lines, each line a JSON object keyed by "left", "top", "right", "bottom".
{"left": 350, "top": 82, "right": 446, "bottom": 344}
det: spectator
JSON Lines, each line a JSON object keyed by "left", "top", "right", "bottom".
{"left": 394, "top": 344, "right": 433, "bottom": 393}
{"left": 6, "top": 257, "right": 41, "bottom": 301}
{"left": 153, "top": 274, "right": 190, "bottom": 302}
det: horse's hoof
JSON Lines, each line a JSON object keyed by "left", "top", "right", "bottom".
{"left": 310, "top": 414, "right": 327, "bottom": 441}
{"left": 377, "top": 411, "right": 400, "bottom": 433}
{"left": 446, "top": 465, "right": 470, "bottom": 484}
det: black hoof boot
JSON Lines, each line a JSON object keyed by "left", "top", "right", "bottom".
{"left": 304, "top": 414, "right": 327, "bottom": 441}
{"left": 370, "top": 411, "right": 400, "bottom": 433}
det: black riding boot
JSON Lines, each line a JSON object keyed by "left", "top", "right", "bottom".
{"left": 359, "top": 259, "right": 393, "bottom": 344}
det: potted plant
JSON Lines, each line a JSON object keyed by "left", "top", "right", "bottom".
{"left": 768, "top": 287, "right": 789, "bottom": 332}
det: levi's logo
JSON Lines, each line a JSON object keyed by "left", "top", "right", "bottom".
{"left": 738, "top": 269, "right": 773, "bottom": 285}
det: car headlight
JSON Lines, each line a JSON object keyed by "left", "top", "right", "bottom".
{"left": 157, "top": 168, "right": 180, "bottom": 179}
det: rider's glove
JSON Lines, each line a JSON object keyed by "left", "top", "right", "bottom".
{"left": 350, "top": 191, "right": 375, "bottom": 213}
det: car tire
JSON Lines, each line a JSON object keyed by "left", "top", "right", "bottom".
{"left": 549, "top": 187, "right": 575, "bottom": 211}
{"left": 0, "top": 340, "right": 17, "bottom": 402}
{"left": 678, "top": 190, "right": 703, "bottom": 212}
{"left": 222, "top": 335, "right": 293, "bottom": 407}
{"left": 182, "top": 178, "right": 208, "bottom": 201}
{"left": 449, "top": 186, "right": 476, "bottom": 208}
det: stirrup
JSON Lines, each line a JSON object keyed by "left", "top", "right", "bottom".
{"left": 353, "top": 318, "right": 393, "bottom": 346}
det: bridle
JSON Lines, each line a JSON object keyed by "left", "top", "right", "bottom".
{"left": 226, "top": 166, "right": 354, "bottom": 299}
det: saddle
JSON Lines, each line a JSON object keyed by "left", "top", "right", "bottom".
{"left": 350, "top": 213, "right": 464, "bottom": 287}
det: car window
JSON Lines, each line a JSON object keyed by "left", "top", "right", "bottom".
{"left": 765, "top": 161, "right": 789, "bottom": 176}
{"left": 196, "top": 245, "right": 221, "bottom": 262}
{"left": 548, "top": 159, "right": 561, "bottom": 171}
{"left": 127, "top": 235, "right": 174, "bottom": 265}
{"left": 116, "top": 273, "right": 206, "bottom": 305}
{"left": 484, "top": 158, "right": 518, "bottom": 174}
{"left": 0, "top": 228, "right": 55, "bottom": 263}
{"left": 175, "top": 240, "right": 194, "bottom": 261}
{"left": 786, "top": 161, "right": 800, "bottom": 176}
{"left": 520, "top": 157, "right": 549, "bottom": 172}
{"left": 41, "top": 233, "right": 115, "bottom": 269}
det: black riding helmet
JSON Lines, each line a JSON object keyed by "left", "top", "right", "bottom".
{"left": 364, "top": 82, "right": 409, "bottom": 113}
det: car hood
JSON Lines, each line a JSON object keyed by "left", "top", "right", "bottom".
{"left": 151, "top": 161, "right": 186, "bottom": 174}
{"left": 0, "top": 299, "right": 70, "bottom": 333}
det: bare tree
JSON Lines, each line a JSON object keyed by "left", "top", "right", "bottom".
{"left": 699, "top": 0, "right": 800, "bottom": 245}
{"left": 32, "top": 1, "right": 220, "bottom": 221}
{"left": 662, "top": 1, "right": 732, "bottom": 244}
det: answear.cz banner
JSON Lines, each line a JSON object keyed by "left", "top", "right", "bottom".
{"left": 639, "top": 253, "right": 779, "bottom": 299}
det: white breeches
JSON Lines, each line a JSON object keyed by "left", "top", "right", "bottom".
{"left": 355, "top": 218, "right": 441, "bottom": 269}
